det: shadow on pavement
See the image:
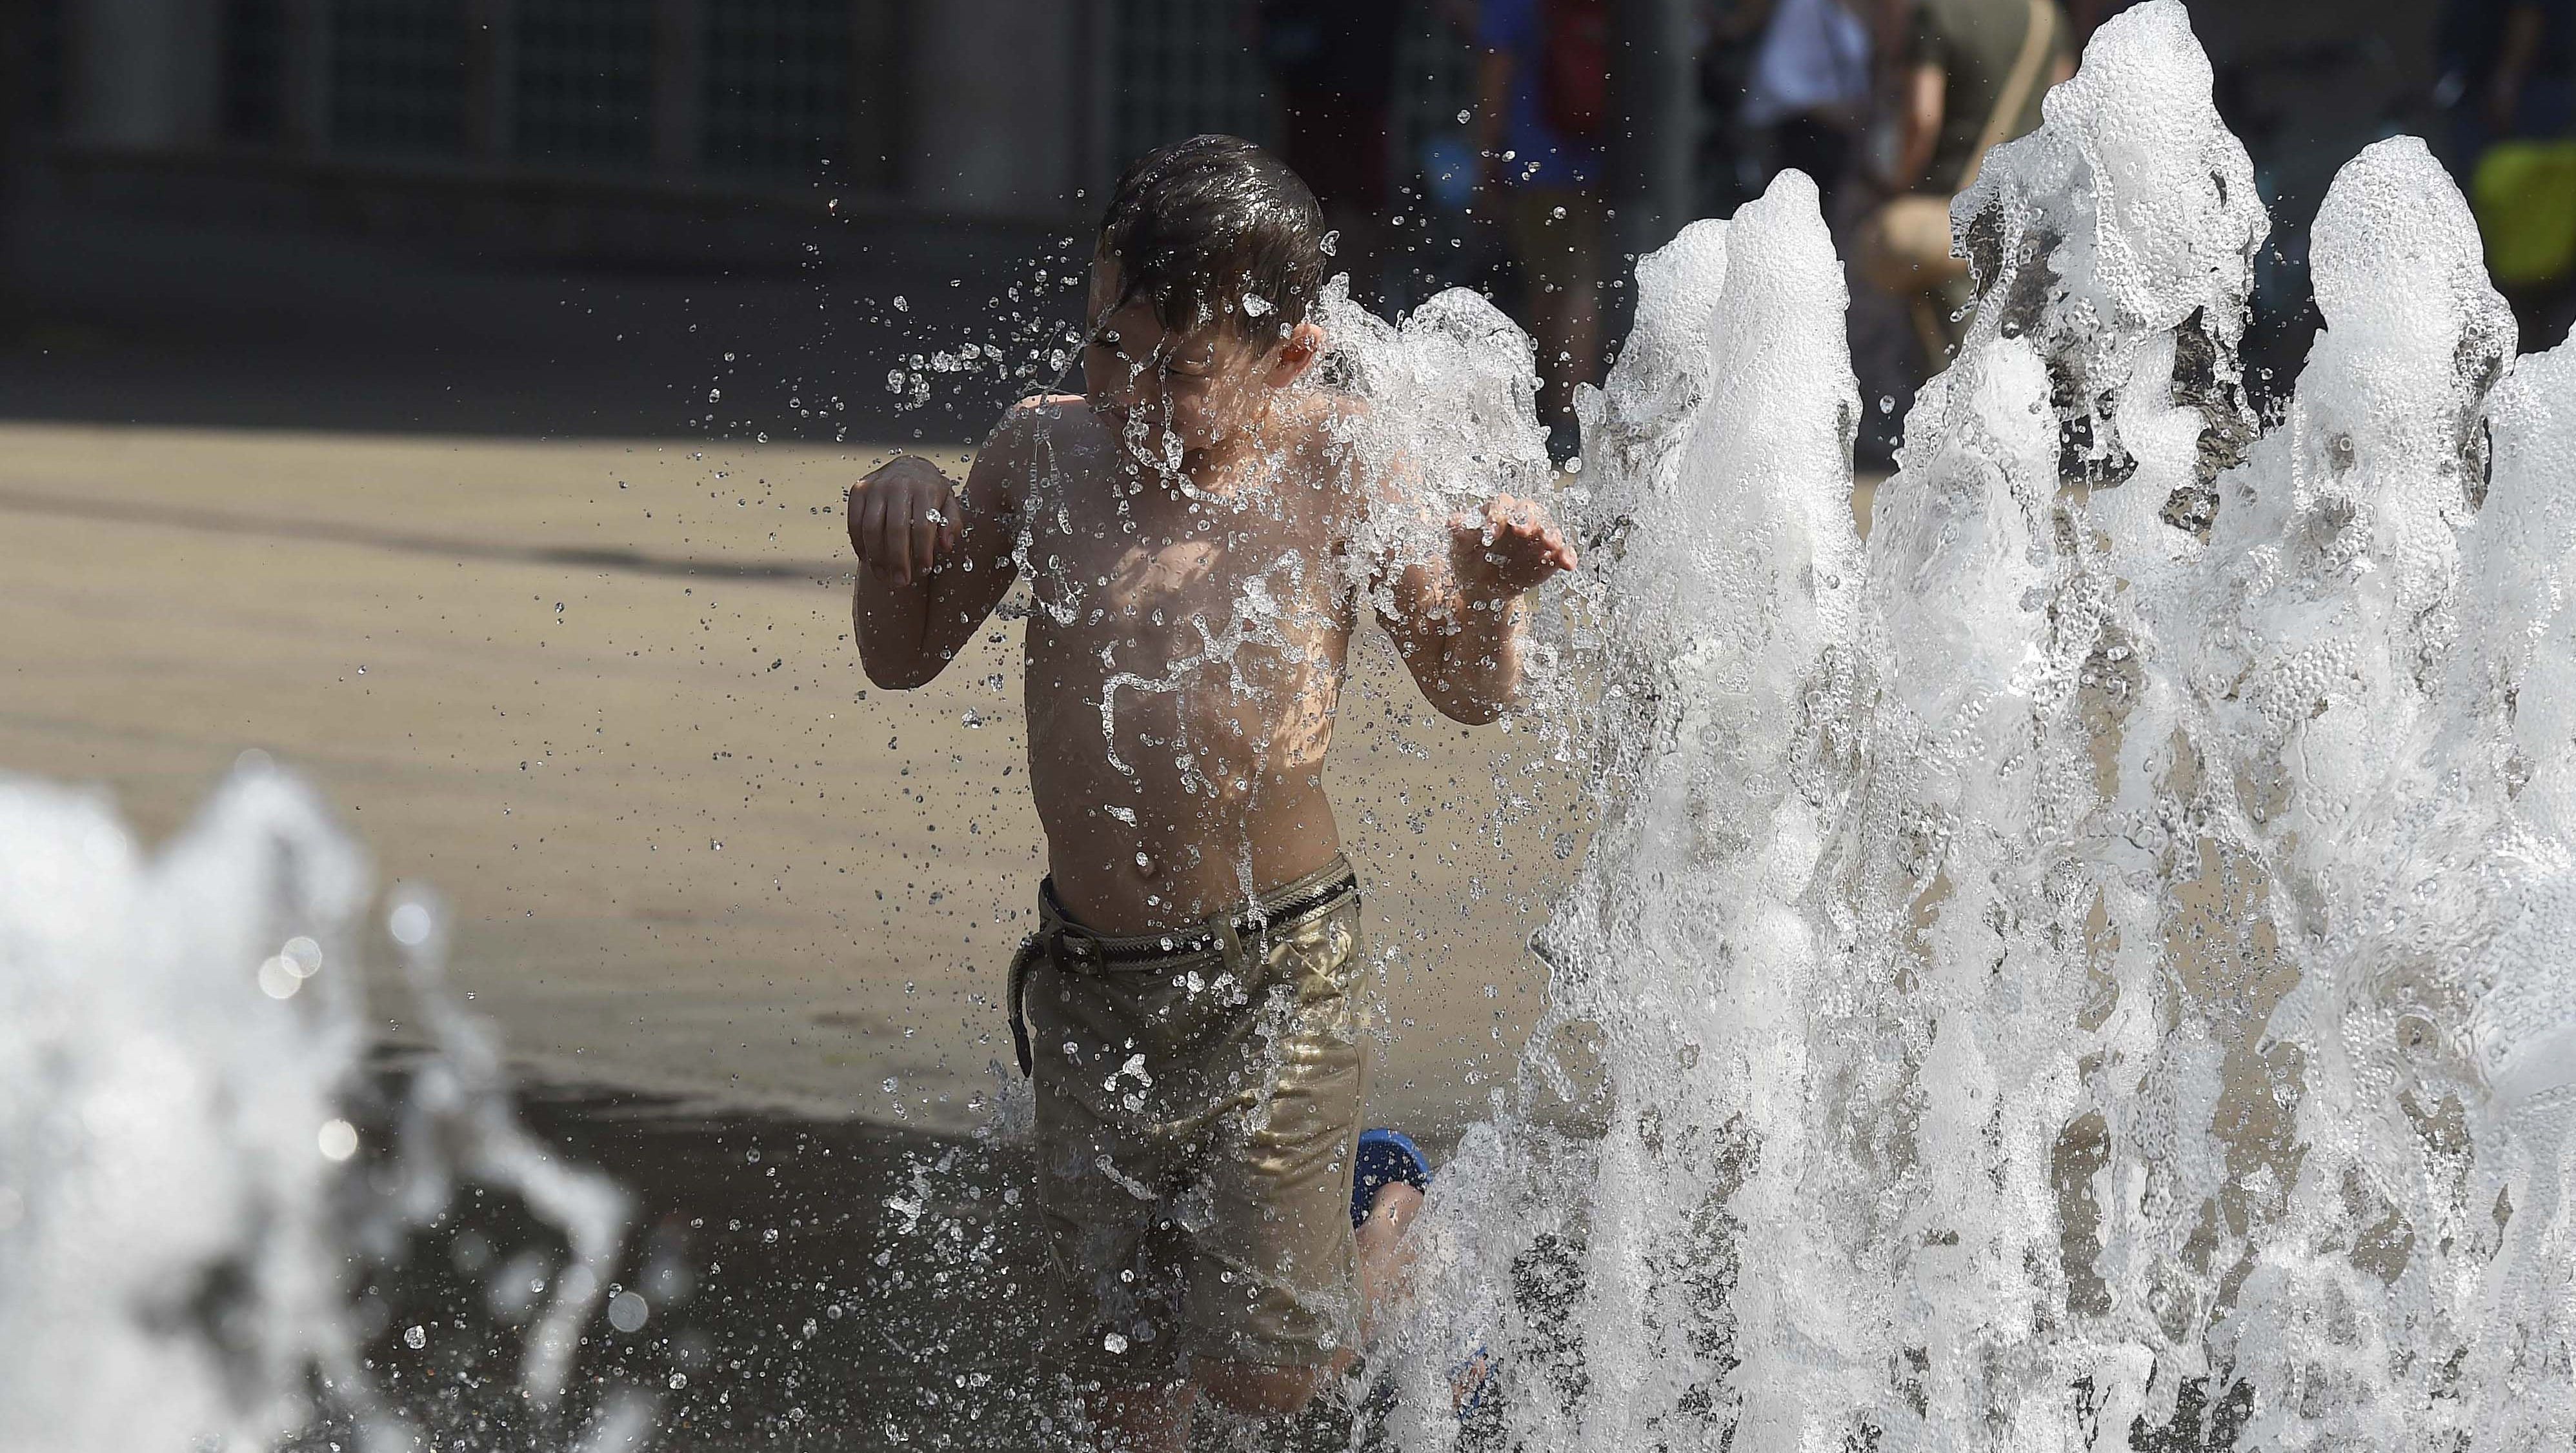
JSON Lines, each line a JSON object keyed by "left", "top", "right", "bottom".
{"left": 5, "top": 162, "right": 1087, "bottom": 446}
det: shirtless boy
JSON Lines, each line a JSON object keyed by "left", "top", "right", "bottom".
{"left": 846, "top": 134, "right": 1573, "bottom": 1449}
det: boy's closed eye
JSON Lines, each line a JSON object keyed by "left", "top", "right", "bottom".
{"left": 1091, "top": 334, "right": 1212, "bottom": 380}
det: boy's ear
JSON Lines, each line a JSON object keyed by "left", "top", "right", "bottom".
{"left": 1265, "top": 320, "right": 1327, "bottom": 388}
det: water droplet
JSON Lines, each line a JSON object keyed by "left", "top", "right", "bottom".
{"left": 257, "top": 956, "right": 300, "bottom": 999}
{"left": 403, "top": 1324, "right": 427, "bottom": 1350}
{"left": 1103, "top": 1332, "right": 1128, "bottom": 1354}
{"left": 388, "top": 901, "right": 434, "bottom": 947}
{"left": 317, "top": 1119, "right": 359, "bottom": 1161}
{"left": 608, "top": 1290, "right": 650, "bottom": 1332}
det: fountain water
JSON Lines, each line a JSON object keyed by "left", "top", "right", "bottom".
{"left": 1380, "top": 5, "right": 2576, "bottom": 1448}
{"left": 0, "top": 763, "right": 641, "bottom": 1452}
{"left": 10, "top": 7, "right": 2573, "bottom": 1448}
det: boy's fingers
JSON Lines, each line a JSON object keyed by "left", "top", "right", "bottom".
{"left": 858, "top": 488, "right": 887, "bottom": 566}
{"left": 876, "top": 496, "right": 907, "bottom": 577}
{"left": 865, "top": 494, "right": 896, "bottom": 574}
{"left": 911, "top": 506, "right": 940, "bottom": 577}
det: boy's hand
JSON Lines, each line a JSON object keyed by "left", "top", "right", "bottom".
{"left": 1449, "top": 495, "right": 1577, "bottom": 599}
{"left": 849, "top": 455, "right": 961, "bottom": 585}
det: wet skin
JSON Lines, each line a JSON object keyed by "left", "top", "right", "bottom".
{"left": 847, "top": 260, "right": 1575, "bottom": 935}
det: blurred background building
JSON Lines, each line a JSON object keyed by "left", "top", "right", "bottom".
{"left": 23, "top": 1, "right": 1495, "bottom": 247}
{"left": 0, "top": 0, "right": 2524, "bottom": 450}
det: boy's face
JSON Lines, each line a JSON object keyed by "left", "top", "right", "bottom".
{"left": 1082, "top": 256, "right": 1316, "bottom": 467}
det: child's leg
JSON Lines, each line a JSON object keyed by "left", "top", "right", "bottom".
{"left": 1356, "top": 1178, "right": 1427, "bottom": 1339}
{"left": 1194, "top": 1179, "right": 1425, "bottom": 1418}
{"left": 1186, "top": 902, "right": 1371, "bottom": 1419}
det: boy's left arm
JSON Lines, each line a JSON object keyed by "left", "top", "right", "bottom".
{"left": 1373, "top": 490, "right": 1577, "bottom": 725}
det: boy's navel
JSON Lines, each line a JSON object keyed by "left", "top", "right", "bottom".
{"left": 1132, "top": 851, "right": 1161, "bottom": 880}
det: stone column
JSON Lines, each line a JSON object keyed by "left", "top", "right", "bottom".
{"left": 465, "top": 0, "right": 516, "bottom": 159}
{"left": 652, "top": 0, "right": 703, "bottom": 175}
{"left": 905, "top": 0, "right": 1081, "bottom": 218}
{"left": 67, "top": 0, "right": 220, "bottom": 150}
{"left": 280, "top": 0, "right": 334, "bottom": 152}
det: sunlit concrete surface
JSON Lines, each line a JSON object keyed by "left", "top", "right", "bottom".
{"left": 0, "top": 422, "right": 1582, "bottom": 1138}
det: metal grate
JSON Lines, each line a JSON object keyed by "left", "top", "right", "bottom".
{"left": 703, "top": 0, "right": 851, "bottom": 178}
{"left": 514, "top": 0, "right": 655, "bottom": 165}
{"left": 221, "top": 0, "right": 288, "bottom": 143}
{"left": 1110, "top": 0, "right": 1274, "bottom": 170}
{"left": 26, "top": 0, "right": 69, "bottom": 132}
{"left": 331, "top": 0, "right": 470, "bottom": 155}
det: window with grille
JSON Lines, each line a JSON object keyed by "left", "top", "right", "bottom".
{"left": 515, "top": 0, "right": 655, "bottom": 166}
{"left": 332, "top": 0, "right": 470, "bottom": 155}
{"left": 1111, "top": 0, "right": 1275, "bottom": 168}
{"left": 703, "top": 0, "right": 852, "bottom": 179}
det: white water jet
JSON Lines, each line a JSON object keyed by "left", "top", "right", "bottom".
{"left": 1388, "top": 5, "right": 2576, "bottom": 1448}
{"left": 12, "top": 9, "right": 2576, "bottom": 1448}
{"left": 0, "top": 763, "right": 637, "bottom": 1452}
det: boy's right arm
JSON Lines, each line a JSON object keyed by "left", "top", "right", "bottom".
{"left": 847, "top": 403, "right": 1035, "bottom": 688}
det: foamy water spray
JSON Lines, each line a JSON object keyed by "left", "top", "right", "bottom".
{"left": 0, "top": 763, "right": 641, "bottom": 1451}
{"left": 1384, "top": 5, "right": 2576, "bottom": 1447}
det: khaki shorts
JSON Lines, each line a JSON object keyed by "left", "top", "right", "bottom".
{"left": 1009, "top": 859, "right": 1368, "bottom": 1380}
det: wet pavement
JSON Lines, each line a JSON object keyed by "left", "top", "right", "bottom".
{"left": 307, "top": 1057, "right": 1392, "bottom": 1452}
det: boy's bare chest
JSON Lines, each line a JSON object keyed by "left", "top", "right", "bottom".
{"left": 1020, "top": 506, "right": 1350, "bottom": 652}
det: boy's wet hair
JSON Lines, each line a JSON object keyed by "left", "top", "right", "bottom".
{"left": 1098, "top": 135, "right": 1328, "bottom": 347}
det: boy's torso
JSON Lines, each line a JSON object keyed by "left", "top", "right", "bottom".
{"left": 1011, "top": 396, "right": 1369, "bottom": 933}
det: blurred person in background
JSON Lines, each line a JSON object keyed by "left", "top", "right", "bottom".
{"left": 2444, "top": 0, "right": 2576, "bottom": 145}
{"left": 1741, "top": 0, "right": 1873, "bottom": 215}
{"left": 1474, "top": 0, "right": 1611, "bottom": 462}
{"left": 1257, "top": 0, "right": 1405, "bottom": 309}
{"left": 2442, "top": 0, "right": 2576, "bottom": 342}
{"left": 2487, "top": 0, "right": 2576, "bottom": 135}
{"left": 1853, "top": 0, "right": 2073, "bottom": 372}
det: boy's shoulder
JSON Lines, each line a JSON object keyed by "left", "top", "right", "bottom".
{"left": 992, "top": 392, "right": 1102, "bottom": 454}
{"left": 976, "top": 394, "right": 1111, "bottom": 496}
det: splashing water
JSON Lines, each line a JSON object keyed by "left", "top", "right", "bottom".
{"left": 1387, "top": 5, "right": 2576, "bottom": 1448}
{"left": 15, "top": 9, "right": 2576, "bottom": 1450}
{"left": 0, "top": 763, "right": 641, "bottom": 1452}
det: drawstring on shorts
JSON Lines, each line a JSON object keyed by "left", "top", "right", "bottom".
{"left": 1005, "top": 861, "right": 1359, "bottom": 1077}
